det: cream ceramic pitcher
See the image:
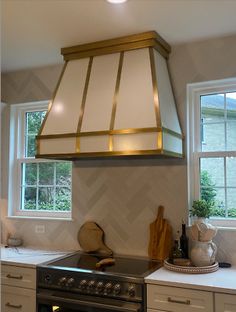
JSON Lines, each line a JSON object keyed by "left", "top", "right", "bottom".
{"left": 190, "top": 240, "right": 217, "bottom": 267}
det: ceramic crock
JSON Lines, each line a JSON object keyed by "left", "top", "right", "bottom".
{"left": 190, "top": 240, "right": 217, "bottom": 267}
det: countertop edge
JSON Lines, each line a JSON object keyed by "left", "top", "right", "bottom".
{"left": 145, "top": 277, "right": 236, "bottom": 295}
{"left": 0, "top": 260, "right": 38, "bottom": 268}
{"left": 145, "top": 267, "right": 236, "bottom": 295}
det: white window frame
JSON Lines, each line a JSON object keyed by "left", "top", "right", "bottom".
{"left": 8, "top": 101, "right": 72, "bottom": 220}
{"left": 187, "top": 77, "right": 236, "bottom": 229}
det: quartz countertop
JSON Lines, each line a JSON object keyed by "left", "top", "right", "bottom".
{"left": 145, "top": 266, "right": 236, "bottom": 295}
{"left": 0, "top": 246, "right": 70, "bottom": 268}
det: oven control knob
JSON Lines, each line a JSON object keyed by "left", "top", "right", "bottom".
{"left": 88, "top": 280, "right": 96, "bottom": 290}
{"left": 58, "top": 277, "right": 67, "bottom": 286}
{"left": 66, "top": 277, "right": 75, "bottom": 288}
{"left": 113, "top": 283, "right": 121, "bottom": 295}
{"left": 128, "top": 285, "right": 135, "bottom": 297}
{"left": 104, "top": 282, "right": 113, "bottom": 293}
{"left": 44, "top": 274, "right": 51, "bottom": 283}
{"left": 96, "top": 281, "right": 104, "bottom": 292}
{"left": 79, "top": 279, "right": 87, "bottom": 289}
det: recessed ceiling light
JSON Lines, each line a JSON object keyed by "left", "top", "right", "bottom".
{"left": 107, "top": 0, "right": 128, "bottom": 4}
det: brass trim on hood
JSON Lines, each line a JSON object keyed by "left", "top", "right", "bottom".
{"left": 149, "top": 47, "right": 161, "bottom": 128}
{"left": 63, "top": 39, "right": 169, "bottom": 61}
{"left": 76, "top": 57, "right": 94, "bottom": 133}
{"left": 36, "top": 149, "right": 183, "bottom": 160}
{"left": 37, "top": 61, "right": 68, "bottom": 155}
{"left": 110, "top": 52, "right": 124, "bottom": 131}
{"left": 76, "top": 57, "right": 93, "bottom": 152}
{"left": 61, "top": 31, "right": 171, "bottom": 61}
{"left": 36, "top": 127, "right": 183, "bottom": 139}
{"left": 109, "top": 52, "right": 124, "bottom": 151}
{"left": 38, "top": 61, "right": 68, "bottom": 137}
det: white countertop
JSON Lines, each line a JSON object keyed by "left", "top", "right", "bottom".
{"left": 0, "top": 246, "right": 70, "bottom": 268}
{"left": 145, "top": 266, "right": 236, "bottom": 295}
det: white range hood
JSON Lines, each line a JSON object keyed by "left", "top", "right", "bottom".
{"left": 36, "top": 31, "right": 183, "bottom": 159}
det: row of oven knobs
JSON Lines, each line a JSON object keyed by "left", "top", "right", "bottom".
{"left": 57, "top": 277, "right": 135, "bottom": 296}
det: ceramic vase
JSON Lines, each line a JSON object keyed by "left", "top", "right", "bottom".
{"left": 190, "top": 240, "right": 217, "bottom": 267}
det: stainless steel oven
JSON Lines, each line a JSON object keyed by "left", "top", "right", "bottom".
{"left": 37, "top": 252, "right": 161, "bottom": 312}
{"left": 37, "top": 289, "right": 142, "bottom": 312}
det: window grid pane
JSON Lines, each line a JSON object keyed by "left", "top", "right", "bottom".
{"left": 200, "top": 156, "right": 236, "bottom": 219}
{"left": 21, "top": 161, "right": 71, "bottom": 212}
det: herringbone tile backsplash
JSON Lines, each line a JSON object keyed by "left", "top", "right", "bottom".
{"left": 1, "top": 35, "right": 236, "bottom": 263}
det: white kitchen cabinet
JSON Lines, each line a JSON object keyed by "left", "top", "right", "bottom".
{"left": 1, "top": 265, "right": 36, "bottom": 289}
{"left": 215, "top": 293, "right": 236, "bottom": 312}
{"left": 1, "top": 285, "right": 36, "bottom": 312}
{"left": 147, "top": 284, "right": 214, "bottom": 312}
{"left": 147, "top": 283, "right": 236, "bottom": 312}
{"left": 1, "top": 264, "right": 36, "bottom": 312}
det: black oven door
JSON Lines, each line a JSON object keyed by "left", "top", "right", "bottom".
{"left": 37, "top": 290, "right": 142, "bottom": 312}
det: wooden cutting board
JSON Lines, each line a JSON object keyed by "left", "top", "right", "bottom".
{"left": 148, "top": 205, "right": 173, "bottom": 261}
{"left": 78, "top": 221, "right": 113, "bottom": 256}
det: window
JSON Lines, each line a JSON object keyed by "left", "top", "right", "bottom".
{"left": 9, "top": 102, "right": 72, "bottom": 219}
{"left": 188, "top": 78, "right": 236, "bottom": 227}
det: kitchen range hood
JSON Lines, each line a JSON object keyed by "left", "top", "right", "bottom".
{"left": 36, "top": 31, "right": 183, "bottom": 160}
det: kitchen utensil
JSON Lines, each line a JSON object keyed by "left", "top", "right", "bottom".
{"left": 190, "top": 222, "right": 217, "bottom": 242}
{"left": 95, "top": 258, "right": 115, "bottom": 268}
{"left": 78, "top": 221, "right": 113, "bottom": 256}
{"left": 148, "top": 205, "right": 173, "bottom": 261}
{"left": 200, "top": 228, "right": 217, "bottom": 242}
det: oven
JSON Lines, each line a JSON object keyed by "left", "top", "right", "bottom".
{"left": 37, "top": 289, "right": 142, "bottom": 312}
{"left": 36, "top": 252, "right": 161, "bottom": 312}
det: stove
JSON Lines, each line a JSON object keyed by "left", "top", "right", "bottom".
{"left": 37, "top": 252, "right": 162, "bottom": 312}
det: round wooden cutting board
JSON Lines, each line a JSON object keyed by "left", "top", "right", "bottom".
{"left": 78, "top": 221, "right": 113, "bottom": 256}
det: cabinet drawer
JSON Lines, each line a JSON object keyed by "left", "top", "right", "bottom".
{"left": 147, "top": 284, "right": 214, "bottom": 312}
{"left": 1, "top": 265, "right": 36, "bottom": 289}
{"left": 215, "top": 293, "right": 236, "bottom": 312}
{"left": 1, "top": 285, "right": 36, "bottom": 312}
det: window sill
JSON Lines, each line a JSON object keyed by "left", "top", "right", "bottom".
{"left": 208, "top": 218, "right": 236, "bottom": 230}
{"left": 189, "top": 217, "right": 236, "bottom": 230}
{"left": 6, "top": 216, "right": 74, "bottom": 221}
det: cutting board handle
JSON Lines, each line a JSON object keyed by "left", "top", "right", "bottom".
{"left": 157, "top": 205, "right": 164, "bottom": 219}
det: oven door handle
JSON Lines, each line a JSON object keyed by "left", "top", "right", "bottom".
{"left": 37, "top": 293, "right": 141, "bottom": 312}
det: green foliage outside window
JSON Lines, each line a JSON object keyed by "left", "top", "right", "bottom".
{"left": 200, "top": 170, "right": 236, "bottom": 218}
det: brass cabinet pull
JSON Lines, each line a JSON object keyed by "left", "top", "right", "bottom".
{"left": 5, "top": 302, "right": 22, "bottom": 309}
{"left": 168, "top": 297, "right": 191, "bottom": 305}
{"left": 6, "top": 274, "right": 23, "bottom": 280}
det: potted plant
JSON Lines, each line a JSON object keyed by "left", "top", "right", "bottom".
{"left": 191, "top": 199, "right": 212, "bottom": 222}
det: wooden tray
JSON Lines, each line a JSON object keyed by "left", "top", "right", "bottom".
{"left": 164, "top": 259, "right": 219, "bottom": 274}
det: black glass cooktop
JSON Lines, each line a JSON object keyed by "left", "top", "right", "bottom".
{"left": 44, "top": 252, "right": 161, "bottom": 278}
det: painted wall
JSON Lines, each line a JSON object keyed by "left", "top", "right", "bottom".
{"left": 1, "top": 34, "right": 236, "bottom": 263}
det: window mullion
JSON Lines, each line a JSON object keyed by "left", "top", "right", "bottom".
{"left": 224, "top": 93, "right": 227, "bottom": 151}
{"left": 224, "top": 157, "right": 228, "bottom": 218}
{"left": 36, "top": 163, "right": 39, "bottom": 211}
{"left": 21, "top": 162, "right": 25, "bottom": 210}
{"left": 53, "top": 163, "right": 56, "bottom": 211}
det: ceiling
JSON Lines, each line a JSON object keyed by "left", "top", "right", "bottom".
{"left": 2, "top": 0, "right": 236, "bottom": 73}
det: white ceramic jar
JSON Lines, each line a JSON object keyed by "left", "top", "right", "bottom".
{"left": 190, "top": 240, "right": 217, "bottom": 267}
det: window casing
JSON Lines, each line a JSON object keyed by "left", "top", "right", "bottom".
{"left": 187, "top": 78, "right": 236, "bottom": 228}
{"left": 8, "top": 101, "right": 72, "bottom": 219}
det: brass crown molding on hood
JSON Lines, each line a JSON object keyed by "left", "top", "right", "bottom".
{"left": 36, "top": 31, "right": 184, "bottom": 160}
